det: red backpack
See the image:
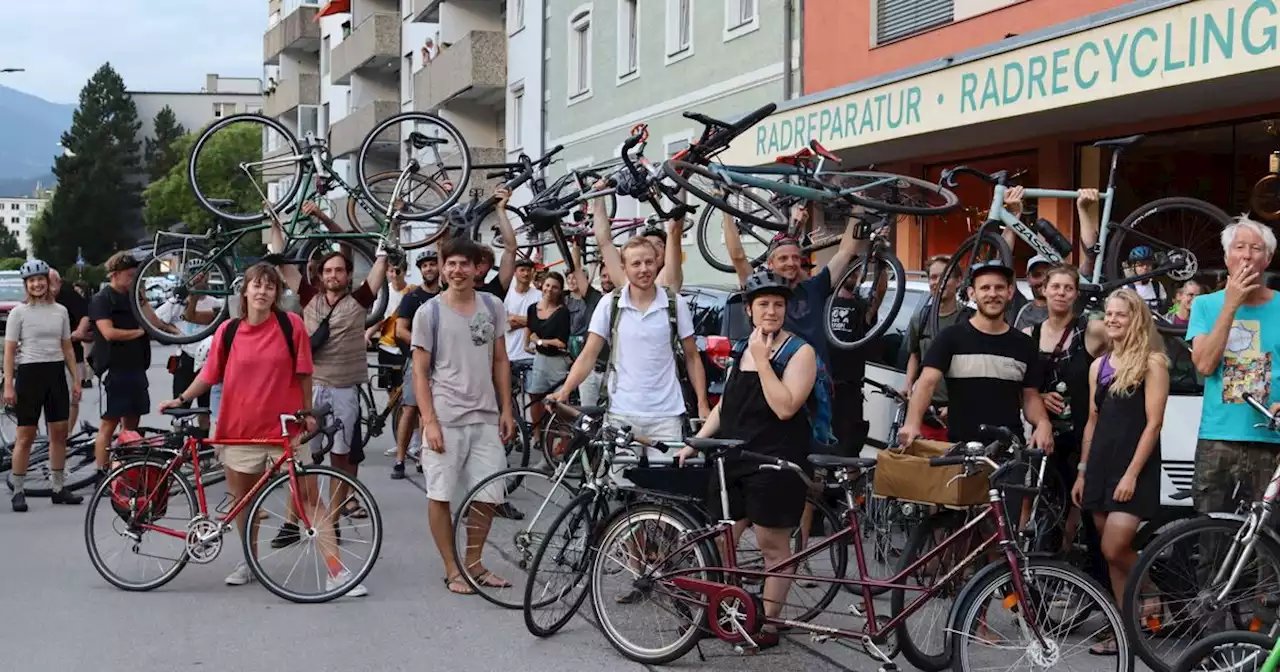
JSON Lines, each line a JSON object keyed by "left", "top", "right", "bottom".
{"left": 109, "top": 430, "right": 171, "bottom": 524}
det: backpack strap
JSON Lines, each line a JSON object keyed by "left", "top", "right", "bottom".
{"left": 428, "top": 298, "right": 441, "bottom": 374}
{"left": 667, "top": 291, "right": 683, "bottom": 366}
{"left": 274, "top": 310, "right": 296, "bottom": 366}
{"left": 605, "top": 291, "right": 623, "bottom": 403}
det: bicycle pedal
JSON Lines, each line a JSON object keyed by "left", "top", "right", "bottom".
{"left": 878, "top": 665, "right": 899, "bottom": 672}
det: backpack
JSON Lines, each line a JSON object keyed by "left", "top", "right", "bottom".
{"left": 729, "top": 335, "right": 838, "bottom": 452}
{"left": 109, "top": 431, "right": 171, "bottom": 524}
{"left": 425, "top": 294, "right": 502, "bottom": 374}
{"left": 218, "top": 310, "right": 297, "bottom": 378}
{"left": 605, "top": 289, "right": 697, "bottom": 417}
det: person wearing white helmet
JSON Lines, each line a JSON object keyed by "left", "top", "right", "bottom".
{"left": 3, "top": 259, "right": 81, "bottom": 511}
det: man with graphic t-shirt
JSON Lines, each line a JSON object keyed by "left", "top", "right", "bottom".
{"left": 899, "top": 260, "right": 1054, "bottom": 452}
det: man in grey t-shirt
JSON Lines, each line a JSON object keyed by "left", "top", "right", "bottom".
{"left": 412, "top": 237, "right": 515, "bottom": 596}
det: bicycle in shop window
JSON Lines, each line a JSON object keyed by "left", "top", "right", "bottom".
{"left": 931, "top": 134, "right": 1232, "bottom": 337}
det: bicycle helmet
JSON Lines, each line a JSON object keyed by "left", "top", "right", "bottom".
{"left": 1128, "top": 245, "right": 1155, "bottom": 262}
{"left": 416, "top": 249, "right": 438, "bottom": 265}
{"left": 19, "top": 258, "right": 50, "bottom": 280}
{"left": 640, "top": 224, "right": 667, "bottom": 244}
{"left": 743, "top": 269, "right": 792, "bottom": 301}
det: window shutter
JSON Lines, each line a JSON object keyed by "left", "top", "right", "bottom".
{"left": 876, "top": 0, "right": 953, "bottom": 44}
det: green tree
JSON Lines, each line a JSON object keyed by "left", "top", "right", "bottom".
{"left": 34, "top": 63, "right": 143, "bottom": 269}
{"left": 145, "top": 106, "right": 187, "bottom": 183}
{"left": 0, "top": 226, "right": 24, "bottom": 259}
{"left": 0, "top": 258, "right": 24, "bottom": 271}
{"left": 144, "top": 123, "right": 262, "bottom": 237}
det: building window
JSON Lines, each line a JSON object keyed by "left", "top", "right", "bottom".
{"left": 665, "top": 0, "right": 693, "bottom": 64}
{"left": 617, "top": 0, "right": 639, "bottom": 82}
{"left": 724, "top": 0, "right": 759, "bottom": 40}
{"left": 321, "top": 36, "right": 331, "bottom": 76}
{"left": 401, "top": 52, "right": 414, "bottom": 104}
{"left": 9, "top": 217, "right": 17, "bottom": 224}
{"left": 298, "top": 105, "right": 320, "bottom": 140}
{"left": 8, "top": 203, "right": 17, "bottom": 210}
{"left": 568, "top": 7, "right": 593, "bottom": 101}
{"left": 512, "top": 0, "right": 526, "bottom": 32}
{"left": 510, "top": 84, "right": 525, "bottom": 149}
{"left": 213, "top": 102, "right": 237, "bottom": 118}
{"left": 320, "top": 102, "right": 330, "bottom": 138}
{"left": 26, "top": 203, "right": 36, "bottom": 211}
{"left": 875, "top": 0, "right": 954, "bottom": 45}
{"left": 665, "top": 138, "right": 691, "bottom": 158}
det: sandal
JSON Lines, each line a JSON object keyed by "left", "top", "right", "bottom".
{"left": 443, "top": 574, "right": 475, "bottom": 595}
{"left": 1089, "top": 637, "right": 1119, "bottom": 656}
{"left": 471, "top": 569, "right": 512, "bottom": 589}
{"left": 341, "top": 502, "right": 370, "bottom": 519}
{"left": 1141, "top": 596, "right": 1169, "bottom": 635}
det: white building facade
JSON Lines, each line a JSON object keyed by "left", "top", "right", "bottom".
{"left": 0, "top": 196, "right": 48, "bottom": 257}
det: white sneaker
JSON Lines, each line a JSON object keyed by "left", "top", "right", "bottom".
{"left": 225, "top": 563, "right": 255, "bottom": 586}
{"left": 383, "top": 446, "right": 398, "bottom": 457}
{"left": 328, "top": 569, "right": 368, "bottom": 597}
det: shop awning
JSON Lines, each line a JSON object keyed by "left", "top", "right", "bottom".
{"left": 720, "top": 0, "right": 1280, "bottom": 166}
{"left": 315, "top": 0, "right": 350, "bottom": 20}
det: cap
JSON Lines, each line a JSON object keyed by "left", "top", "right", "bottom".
{"left": 968, "top": 259, "right": 1015, "bottom": 286}
{"left": 1026, "top": 255, "right": 1052, "bottom": 273}
{"left": 416, "top": 249, "right": 438, "bottom": 265}
{"left": 514, "top": 258, "right": 535, "bottom": 269}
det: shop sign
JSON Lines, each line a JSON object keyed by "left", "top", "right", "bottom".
{"left": 723, "top": 0, "right": 1280, "bottom": 165}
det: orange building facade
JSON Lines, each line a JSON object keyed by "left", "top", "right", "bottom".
{"left": 722, "top": 0, "right": 1280, "bottom": 274}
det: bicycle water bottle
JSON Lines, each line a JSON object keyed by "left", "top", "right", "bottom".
{"left": 1055, "top": 381, "right": 1072, "bottom": 422}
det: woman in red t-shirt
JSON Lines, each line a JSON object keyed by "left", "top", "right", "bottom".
{"left": 162, "top": 263, "right": 360, "bottom": 593}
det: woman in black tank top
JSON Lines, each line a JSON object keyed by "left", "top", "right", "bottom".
{"left": 676, "top": 270, "right": 818, "bottom": 650}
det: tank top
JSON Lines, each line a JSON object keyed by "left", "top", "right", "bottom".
{"left": 1032, "top": 316, "right": 1094, "bottom": 451}
{"left": 719, "top": 363, "right": 811, "bottom": 466}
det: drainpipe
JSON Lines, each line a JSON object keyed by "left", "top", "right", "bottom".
{"left": 797, "top": 0, "right": 804, "bottom": 96}
{"left": 783, "top": 0, "right": 794, "bottom": 100}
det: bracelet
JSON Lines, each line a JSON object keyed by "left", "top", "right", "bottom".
{"left": 1077, "top": 462, "right": 1086, "bottom": 473}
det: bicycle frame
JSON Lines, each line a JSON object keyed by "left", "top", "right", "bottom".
{"left": 710, "top": 163, "right": 903, "bottom": 206}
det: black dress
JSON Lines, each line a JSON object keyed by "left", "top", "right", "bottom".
{"left": 1033, "top": 318, "right": 1095, "bottom": 491}
{"left": 714, "top": 346, "right": 811, "bottom": 529}
{"left": 1082, "top": 354, "right": 1161, "bottom": 519}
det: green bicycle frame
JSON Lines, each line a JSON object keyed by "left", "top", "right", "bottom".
{"left": 711, "top": 163, "right": 903, "bottom": 204}
{"left": 1264, "top": 641, "right": 1280, "bottom": 672}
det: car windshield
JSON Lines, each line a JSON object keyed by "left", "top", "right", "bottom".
{"left": 0, "top": 279, "right": 26, "bottom": 302}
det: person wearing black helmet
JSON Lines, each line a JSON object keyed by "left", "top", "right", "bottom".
{"left": 388, "top": 249, "right": 443, "bottom": 479}
{"left": 675, "top": 269, "right": 817, "bottom": 650}
{"left": 899, "top": 260, "right": 1054, "bottom": 451}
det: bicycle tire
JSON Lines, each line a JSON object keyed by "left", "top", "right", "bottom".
{"left": 816, "top": 171, "right": 960, "bottom": 216}
{"left": 1122, "top": 515, "right": 1280, "bottom": 672}
{"left": 824, "top": 247, "right": 906, "bottom": 351}
{"left": 188, "top": 113, "right": 304, "bottom": 224}
{"left": 348, "top": 170, "right": 451, "bottom": 249}
{"left": 892, "top": 509, "right": 973, "bottom": 671}
{"left": 663, "top": 160, "right": 788, "bottom": 230}
{"left": 694, "top": 205, "right": 770, "bottom": 273}
{"left": 1170, "top": 629, "right": 1276, "bottom": 672}
{"left": 524, "top": 491, "right": 605, "bottom": 637}
{"left": 927, "top": 230, "right": 1011, "bottom": 337}
{"left": 356, "top": 111, "right": 469, "bottom": 221}
{"left": 10, "top": 442, "right": 98, "bottom": 496}
{"left": 84, "top": 460, "right": 197, "bottom": 592}
{"left": 130, "top": 240, "right": 236, "bottom": 345}
{"left": 295, "top": 238, "right": 390, "bottom": 330}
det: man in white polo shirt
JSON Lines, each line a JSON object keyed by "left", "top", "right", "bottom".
{"left": 550, "top": 236, "right": 708, "bottom": 444}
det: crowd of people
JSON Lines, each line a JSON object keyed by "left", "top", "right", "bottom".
{"left": 2, "top": 178, "right": 1278, "bottom": 656}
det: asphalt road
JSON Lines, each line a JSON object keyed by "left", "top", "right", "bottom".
{"left": 0, "top": 345, "right": 1148, "bottom": 672}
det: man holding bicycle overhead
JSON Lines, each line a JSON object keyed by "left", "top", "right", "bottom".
{"left": 476, "top": 186, "right": 520, "bottom": 298}
{"left": 590, "top": 180, "right": 685, "bottom": 293}
{"left": 1188, "top": 216, "right": 1280, "bottom": 514}
{"left": 899, "top": 260, "right": 1054, "bottom": 452}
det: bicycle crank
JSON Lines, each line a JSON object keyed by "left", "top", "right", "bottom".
{"left": 185, "top": 518, "right": 224, "bottom": 564}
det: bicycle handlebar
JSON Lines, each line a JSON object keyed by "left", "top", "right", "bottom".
{"left": 1244, "top": 392, "right": 1280, "bottom": 431}
{"left": 940, "top": 165, "right": 1008, "bottom": 188}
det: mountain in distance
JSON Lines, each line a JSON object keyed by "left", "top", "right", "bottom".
{"left": 0, "top": 84, "right": 74, "bottom": 195}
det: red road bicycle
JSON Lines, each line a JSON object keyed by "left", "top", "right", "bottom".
{"left": 587, "top": 427, "right": 1133, "bottom": 671}
{"left": 83, "top": 404, "right": 382, "bottom": 603}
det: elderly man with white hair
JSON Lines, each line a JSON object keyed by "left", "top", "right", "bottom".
{"left": 1187, "top": 215, "right": 1280, "bottom": 514}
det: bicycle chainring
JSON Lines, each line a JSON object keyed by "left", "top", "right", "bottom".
{"left": 707, "top": 586, "right": 760, "bottom": 643}
{"left": 185, "top": 518, "right": 224, "bottom": 564}
{"left": 1167, "top": 247, "right": 1198, "bottom": 281}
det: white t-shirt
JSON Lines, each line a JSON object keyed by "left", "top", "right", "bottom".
{"left": 1134, "top": 280, "right": 1167, "bottom": 309}
{"left": 588, "top": 285, "right": 694, "bottom": 418}
{"left": 155, "top": 296, "right": 223, "bottom": 360}
{"left": 504, "top": 285, "right": 542, "bottom": 362}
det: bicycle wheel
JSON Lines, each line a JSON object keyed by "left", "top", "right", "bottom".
{"left": 1101, "top": 196, "right": 1232, "bottom": 308}
{"left": 188, "top": 113, "right": 303, "bottom": 223}
{"left": 295, "top": 237, "right": 390, "bottom": 329}
{"left": 1122, "top": 515, "right": 1280, "bottom": 672}
{"left": 952, "top": 558, "right": 1132, "bottom": 671}
{"left": 524, "top": 491, "right": 608, "bottom": 637}
{"left": 84, "top": 460, "right": 197, "bottom": 592}
{"left": 1171, "top": 630, "right": 1276, "bottom": 672}
{"left": 1251, "top": 174, "right": 1280, "bottom": 222}
{"left": 590, "top": 503, "right": 716, "bottom": 665}
{"left": 825, "top": 247, "right": 906, "bottom": 351}
{"left": 891, "top": 509, "right": 981, "bottom": 671}
{"left": 356, "top": 111, "right": 469, "bottom": 221}
{"left": 130, "top": 240, "right": 236, "bottom": 344}
{"left": 505, "top": 418, "right": 532, "bottom": 484}
{"left": 927, "top": 230, "right": 1011, "bottom": 337}
{"left": 452, "top": 466, "right": 581, "bottom": 608}
{"left": 663, "top": 160, "right": 788, "bottom": 230}
{"left": 695, "top": 202, "right": 771, "bottom": 273}
{"left": 243, "top": 465, "right": 382, "bottom": 603}
{"left": 11, "top": 441, "right": 98, "bottom": 496}
{"left": 347, "top": 170, "right": 451, "bottom": 249}
{"left": 853, "top": 474, "right": 924, "bottom": 596}
{"left": 817, "top": 171, "right": 959, "bottom": 216}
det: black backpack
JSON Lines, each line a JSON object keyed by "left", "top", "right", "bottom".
{"left": 217, "top": 310, "right": 297, "bottom": 377}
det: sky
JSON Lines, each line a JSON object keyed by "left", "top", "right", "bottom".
{"left": 0, "top": 0, "right": 264, "bottom": 104}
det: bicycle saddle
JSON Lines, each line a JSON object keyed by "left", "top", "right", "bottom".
{"left": 683, "top": 437, "right": 745, "bottom": 452}
{"left": 407, "top": 132, "right": 449, "bottom": 150}
{"left": 527, "top": 207, "right": 570, "bottom": 232}
{"left": 807, "top": 454, "right": 878, "bottom": 470}
{"left": 163, "top": 407, "right": 211, "bottom": 418}
{"left": 1092, "top": 134, "right": 1144, "bottom": 149}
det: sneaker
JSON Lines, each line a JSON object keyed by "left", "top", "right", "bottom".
{"left": 225, "top": 563, "right": 255, "bottom": 586}
{"left": 495, "top": 502, "right": 524, "bottom": 520}
{"left": 270, "top": 522, "right": 300, "bottom": 549}
{"left": 383, "top": 446, "right": 398, "bottom": 457}
{"left": 327, "top": 569, "right": 368, "bottom": 597}
{"left": 408, "top": 445, "right": 422, "bottom": 461}
{"left": 390, "top": 462, "right": 406, "bottom": 480}
{"left": 51, "top": 489, "right": 83, "bottom": 505}
{"left": 11, "top": 492, "right": 27, "bottom": 512}
{"left": 94, "top": 469, "right": 107, "bottom": 487}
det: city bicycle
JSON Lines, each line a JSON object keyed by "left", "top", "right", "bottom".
{"left": 84, "top": 404, "right": 382, "bottom": 603}
{"left": 931, "top": 134, "right": 1232, "bottom": 336}
{"left": 1172, "top": 629, "right": 1278, "bottom": 672}
{"left": 1121, "top": 393, "right": 1280, "bottom": 672}
{"left": 588, "top": 426, "right": 1130, "bottom": 671}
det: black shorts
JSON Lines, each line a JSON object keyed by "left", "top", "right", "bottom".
{"left": 14, "top": 361, "right": 70, "bottom": 427}
{"left": 715, "top": 469, "right": 808, "bottom": 529}
{"left": 104, "top": 369, "right": 150, "bottom": 420}
{"left": 377, "top": 349, "right": 405, "bottom": 390}
{"left": 173, "top": 354, "right": 211, "bottom": 408}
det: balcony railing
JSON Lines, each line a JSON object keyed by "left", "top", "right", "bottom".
{"left": 413, "top": 30, "right": 506, "bottom": 111}
{"left": 263, "top": 5, "right": 321, "bottom": 65}
{"left": 263, "top": 73, "right": 320, "bottom": 119}
{"left": 330, "top": 12, "right": 401, "bottom": 85}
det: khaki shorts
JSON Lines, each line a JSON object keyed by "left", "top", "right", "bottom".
{"left": 421, "top": 423, "right": 506, "bottom": 504}
{"left": 219, "top": 445, "right": 286, "bottom": 474}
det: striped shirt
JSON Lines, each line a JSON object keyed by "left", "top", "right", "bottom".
{"left": 922, "top": 320, "right": 1041, "bottom": 442}
{"left": 300, "top": 281, "right": 376, "bottom": 388}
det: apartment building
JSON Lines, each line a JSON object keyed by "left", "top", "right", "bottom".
{"left": 505, "top": 0, "right": 545, "bottom": 207}
{"left": 545, "top": 0, "right": 793, "bottom": 284}
{"left": 131, "top": 74, "right": 264, "bottom": 144}
{"left": 722, "top": 0, "right": 1280, "bottom": 281}
{"left": 0, "top": 196, "right": 46, "bottom": 256}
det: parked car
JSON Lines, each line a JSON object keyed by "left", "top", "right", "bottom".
{"left": 0, "top": 271, "right": 26, "bottom": 338}
{"left": 680, "top": 284, "right": 749, "bottom": 408}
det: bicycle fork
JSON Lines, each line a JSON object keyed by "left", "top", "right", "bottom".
{"left": 1211, "top": 508, "right": 1271, "bottom": 604}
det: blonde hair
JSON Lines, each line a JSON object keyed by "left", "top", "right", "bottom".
{"left": 619, "top": 236, "right": 658, "bottom": 263}
{"left": 1106, "top": 288, "right": 1167, "bottom": 396}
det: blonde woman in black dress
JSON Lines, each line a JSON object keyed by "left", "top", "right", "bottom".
{"left": 1072, "top": 287, "right": 1169, "bottom": 655}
